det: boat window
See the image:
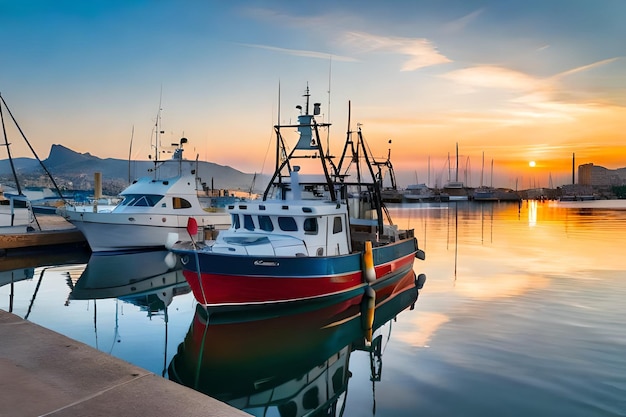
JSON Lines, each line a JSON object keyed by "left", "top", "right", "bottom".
{"left": 304, "top": 217, "right": 318, "bottom": 234}
{"left": 133, "top": 196, "right": 154, "bottom": 207}
{"left": 120, "top": 194, "right": 163, "bottom": 207}
{"left": 278, "top": 216, "right": 298, "bottom": 232}
{"left": 172, "top": 197, "right": 192, "bottom": 209}
{"left": 11, "top": 199, "right": 29, "bottom": 209}
{"left": 244, "top": 214, "right": 255, "bottom": 231}
{"left": 333, "top": 216, "right": 343, "bottom": 234}
{"left": 258, "top": 215, "right": 274, "bottom": 232}
{"left": 231, "top": 214, "right": 240, "bottom": 229}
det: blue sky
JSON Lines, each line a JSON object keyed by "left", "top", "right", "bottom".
{"left": 1, "top": 0, "right": 625, "bottom": 188}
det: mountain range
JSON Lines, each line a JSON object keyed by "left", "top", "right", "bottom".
{"left": 0, "top": 144, "right": 260, "bottom": 195}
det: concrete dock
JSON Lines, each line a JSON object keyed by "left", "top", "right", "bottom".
{"left": 0, "top": 310, "right": 249, "bottom": 417}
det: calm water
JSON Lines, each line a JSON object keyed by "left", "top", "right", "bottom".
{"left": 1, "top": 200, "right": 625, "bottom": 416}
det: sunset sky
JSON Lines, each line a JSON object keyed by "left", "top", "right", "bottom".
{"left": 1, "top": 1, "right": 625, "bottom": 189}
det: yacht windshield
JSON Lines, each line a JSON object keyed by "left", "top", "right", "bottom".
{"left": 120, "top": 194, "right": 163, "bottom": 207}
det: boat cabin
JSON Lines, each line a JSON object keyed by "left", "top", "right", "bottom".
{"left": 213, "top": 199, "right": 351, "bottom": 257}
{"left": 113, "top": 174, "right": 202, "bottom": 213}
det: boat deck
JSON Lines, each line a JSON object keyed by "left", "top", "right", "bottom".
{"left": 0, "top": 309, "right": 250, "bottom": 417}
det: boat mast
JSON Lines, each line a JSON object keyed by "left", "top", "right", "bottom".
{"left": 276, "top": 81, "right": 281, "bottom": 176}
{"left": 263, "top": 86, "right": 335, "bottom": 201}
{"left": 481, "top": 151, "right": 484, "bottom": 188}
{"left": 426, "top": 155, "right": 430, "bottom": 187}
{"left": 455, "top": 143, "right": 459, "bottom": 182}
{"left": 0, "top": 95, "right": 22, "bottom": 195}
{"left": 0, "top": 94, "right": 68, "bottom": 204}
{"left": 152, "top": 98, "right": 164, "bottom": 178}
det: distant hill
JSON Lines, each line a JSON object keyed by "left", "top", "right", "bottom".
{"left": 0, "top": 144, "right": 264, "bottom": 194}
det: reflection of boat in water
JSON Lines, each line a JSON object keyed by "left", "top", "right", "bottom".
{"left": 0, "top": 266, "right": 34, "bottom": 288}
{"left": 0, "top": 248, "right": 91, "bottom": 313}
{"left": 0, "top": 247, "right": 90, "bottom": 276}
{"left": 168, "top": 270, "right": 422, "bottom": 417}
{"left": 67, "top": 250, "right": 191, "bottom": 375}
{"left": 69, "top": 250, "right": 190, "bottom": 308}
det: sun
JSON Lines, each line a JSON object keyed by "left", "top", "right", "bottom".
{"left": 529, "top": 161, "right": 536, "bottom": 167}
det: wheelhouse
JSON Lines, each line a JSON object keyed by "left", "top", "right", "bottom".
{"left": 216, "top": 200, "right": 351, "bottom": 257}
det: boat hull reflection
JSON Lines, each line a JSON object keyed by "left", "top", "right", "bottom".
{"left": 168, "top": 269, "right": 420, "bottom": 417}
{"left": 70, "top": 250, "right": 190, "bottom": 309}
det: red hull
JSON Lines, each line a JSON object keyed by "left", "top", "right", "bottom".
{"left": 182, "top": 251, "right": 416, "bottom": 308}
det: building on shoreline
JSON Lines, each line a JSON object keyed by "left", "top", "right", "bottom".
{"left": 578, "top": 164, "right": 626, "bottom": 187}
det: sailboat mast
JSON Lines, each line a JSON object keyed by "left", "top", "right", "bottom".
{"left": 455, "top": 143, "right": 459, "bottom": 182}
{"left": 480, "top": 151, "right": 484, "bottom": 188}
{"left": 426, "top": 155, "right": 430, "bottom": 187}
{"left": 0, "top": 94, "right": 67, "bottom": 204}
{"left": 0, "top": 95, "right": 22, "bottom": 195}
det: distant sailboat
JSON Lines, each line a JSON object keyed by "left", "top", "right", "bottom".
{"left": 473, "top": 152, "right": 497, "bottom": 201}
{"left": 443, "top": 143, "right": 468, "bottom": 201}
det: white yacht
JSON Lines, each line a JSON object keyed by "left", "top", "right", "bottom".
{"left": 58, "top": 139, "right": 230, "bottom": 252}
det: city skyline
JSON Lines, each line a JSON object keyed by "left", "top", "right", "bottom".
{"left": 1, "top": 1, "right": 625, "bottom": 189}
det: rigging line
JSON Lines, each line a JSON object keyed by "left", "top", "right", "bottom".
{"left": 127, "top": 125, "right": 134, "bottom": 185}
{"left": 254, "top": 98, "right": 278, "bottom": 193}
{"left": 93, "top": 300, "right": 98, "bottom": 350}
{"left": 0, "top": 96, "right": 22, "bottom": 195}
{"left": 275, "top": 80, "right": 281, "bottom": 174}
{"left": 109, "top": 299, "right": 120, "bottom": 354}
{"left": 194, "top": 309, "right": 211, "bottom": 390}
{"left": 25, "top": 267, "right": 48, "bottom": 320}
{"left": 162, "top": 305, "right": 168, "bottom": 378}
{"left": 0, "top": 94, "right": 69, "bottom": 205}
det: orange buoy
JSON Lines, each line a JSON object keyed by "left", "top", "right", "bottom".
{"left": 362, "top": 241, "right": 376, "bottom": 283}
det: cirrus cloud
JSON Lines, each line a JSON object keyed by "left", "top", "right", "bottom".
{"left": 342, "top": 31, "right": 452, "bottom": 71}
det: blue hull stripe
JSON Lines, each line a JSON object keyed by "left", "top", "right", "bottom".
{"left": 175, "top": 238, "right": 417, "bottom": 279}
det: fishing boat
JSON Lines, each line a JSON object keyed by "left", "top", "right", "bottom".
{"left": 58, "top": 135, "right": 231, "bottom": 252}
{"left": 374, "top": 146, "right": 403, "bottom": 203}
{"left": 168, "top": 271, "right": 420, "bottom": 417}
{"left": 0, "top": 94, "right": 87, "bottom": 254}
{"left": 169, "top": 87, "right": 425, "bottom": 311}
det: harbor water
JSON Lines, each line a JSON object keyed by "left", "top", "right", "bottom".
{"left": 1, "top": 199, "right": 625, "bottom": 416}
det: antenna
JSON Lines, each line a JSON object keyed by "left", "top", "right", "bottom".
{"left": 276, "top": 81, "right": 281, "bottom": 173}
{"left": 327, "top": 55, "right": 332, "bottom": 151}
